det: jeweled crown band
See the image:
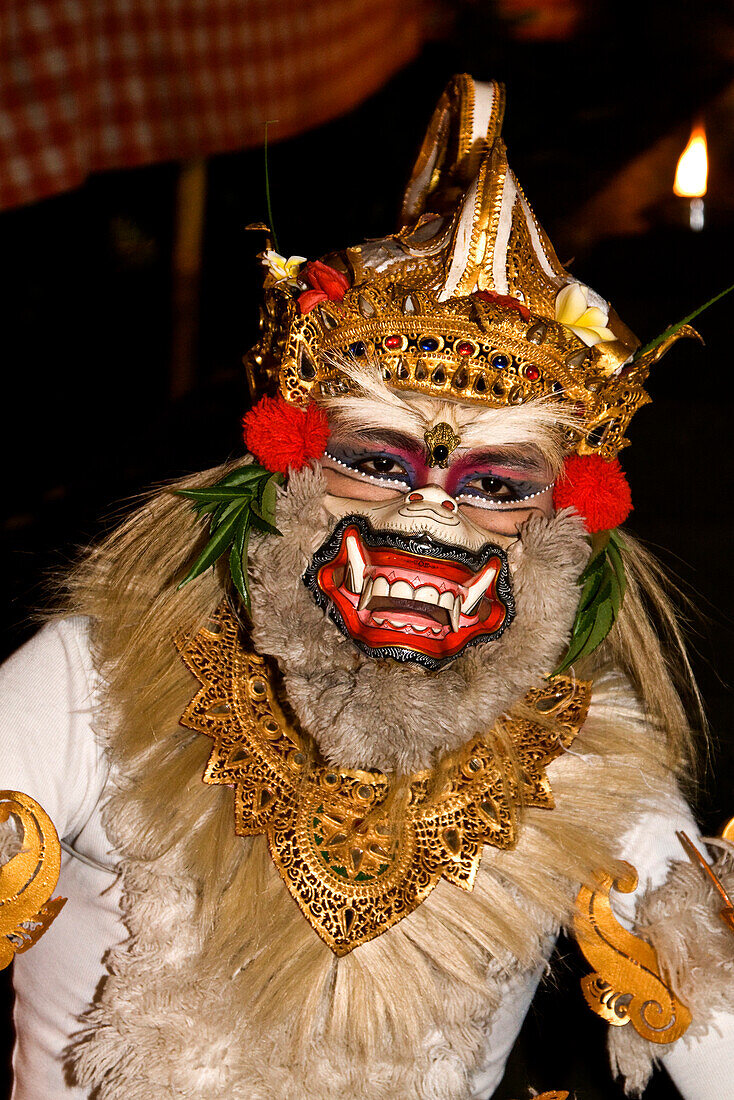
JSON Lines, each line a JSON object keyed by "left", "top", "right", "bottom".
{"left": 252, "top": 278, "right": 650, "bottom": 460}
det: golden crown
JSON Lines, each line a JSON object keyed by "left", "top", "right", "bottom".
{"left": 246, "top": 75, "right": 693, "bottom": 459}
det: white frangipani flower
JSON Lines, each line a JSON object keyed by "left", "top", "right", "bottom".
{"left": 554, "top": 283, "right": 616, "bottom": 346}
{"left": 260, "top": 250, "right": 307, "bottom": 284}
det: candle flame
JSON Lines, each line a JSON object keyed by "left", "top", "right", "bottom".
{"left": 674, "top": 124, "right": 708, "bottom": 198}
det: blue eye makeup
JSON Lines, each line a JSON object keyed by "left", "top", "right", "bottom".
{"left": 454, "top": 472, "right": 554, "bottom": 509}
{"left": 323, "top": 444, "right": 415, "bottom": 489}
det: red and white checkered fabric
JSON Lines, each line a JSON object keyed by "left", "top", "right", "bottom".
{"left": 0, "top": 0, "right": 420, "bottom": 210}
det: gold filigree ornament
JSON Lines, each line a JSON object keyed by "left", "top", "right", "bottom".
{"left": 178, "top": 605, "right": 591, "bottom": 955}
{"left": 0, "top": 790, "right": 67, "bottom": 969}
{"left": 573, "top": 862, "right": 691, "bottom": 1043}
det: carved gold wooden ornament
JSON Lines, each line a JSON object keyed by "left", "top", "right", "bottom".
{"left": 0, "top": 790, "right": 67, "bottom": 969}
{"left": 509, "top": 1094, "right": 568, "bottom": 1100}
{"left": 515, "top": 1093, "right": 568, "bottom": 1100}
{"left": 178, "top": 605, "right": 591, "bottom": 955}
{"left": 573, "top": 861, "right": 691, "bottom": 1043}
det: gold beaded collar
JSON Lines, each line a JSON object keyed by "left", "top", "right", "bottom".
{"left": 177, "top": 605, "right": 591, "bottom": 955}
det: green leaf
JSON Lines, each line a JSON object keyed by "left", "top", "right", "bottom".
{"left": 633, "top": 281, "right": 734, "bottom": 360}
{"left": 210, "top": 497, "right": 248, "bottom": 533}
{"left": 576, "top": 565, "right": 607, "bottom": 616}
{"left": 177, "top": 501, "right": 247, "bottom": 589}
{"left": 250, "top": 474, "right": 281, "bottom": 531}
{"left": 250, "top": 512, "right": 281, "bottom": 537}
{"left": 580, "top": 530, "right": 611, "bottom": 576}
{"left": 216, "top": 464, "right": 274, "bottom": 487}
{"left": 177, "top": 462, "right": 282, "bottom": 598}
{"left": 606, "top": 532, "right": 627, "bottom": 599}
{"left": 192, "top": 499, "right": 223, "bottom": 517}
{"left": 178, "top": 486, "right": 258, "bottom": 504}
{"left": 551, "top": 527, "right": 628, "bottom": 676}
{"left": 176, "top": 463, "right": 273, "bottom": 503}
{"left": 582, "top": 601, "right": 615, "bottom": 655}
{"left": 260, "top": 474, "right": 280, "bottom": 524}
{"left": 229, "top": 520, "right": 251, "bottom": 609}
{"left": 554, "top": 618, "right": 595, "bottom": 675}
{"left": 573, "top": 587, "right": 611, "bottom": 641}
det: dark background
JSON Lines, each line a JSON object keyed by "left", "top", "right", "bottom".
{"left": 2, "top": 1, "right": 733, "bottom": 1096}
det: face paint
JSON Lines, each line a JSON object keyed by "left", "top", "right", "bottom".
{"left": 306, "top": 427, "right": 554, "bottom": 668}
{"left": 321, "top": 433, "right": 555, "bottom": 530}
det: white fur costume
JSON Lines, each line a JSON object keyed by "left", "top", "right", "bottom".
{"left": 3, "top": 73, "right": 734, "bottom": 1100}
{"left": 2, "top": 468, "right": 734, "bottom": 1098}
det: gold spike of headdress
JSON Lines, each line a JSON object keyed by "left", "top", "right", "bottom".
{"left": 246, "top": 75, "right": 695, "bottom": 459}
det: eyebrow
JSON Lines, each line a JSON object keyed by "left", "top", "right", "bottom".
{"left": 337, "top": 428, "right": 426, "bottom": 453}
{"left": 452, "top": 446, "right": 549, "bottom": 474}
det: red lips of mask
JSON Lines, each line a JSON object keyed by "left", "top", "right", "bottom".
{"left": 303, "top": 517, "right": 515, "bottom": 670}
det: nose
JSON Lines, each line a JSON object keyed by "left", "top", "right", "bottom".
{"left": 405, "top": 485, "right": 457, "bottom": 513}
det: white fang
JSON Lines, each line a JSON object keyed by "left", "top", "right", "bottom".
{"left": 346, "top": 536, "right": 367, "bottom": 595}
{"left": 460, "top": 564, "right": 497, "bottom": 615}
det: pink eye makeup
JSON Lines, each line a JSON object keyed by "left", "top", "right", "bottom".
{"left": 445, "top": 451, "right": 554, "bottom": 510}
{"left": 324, "top": 437, "right": 553, "bottom": 508}
{"left": 323, "top": 438, "right": 430, "bottom": 494}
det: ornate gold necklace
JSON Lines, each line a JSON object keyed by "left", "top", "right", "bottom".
{"left": 178, "top": 605, "right": 591, "bottom": 955}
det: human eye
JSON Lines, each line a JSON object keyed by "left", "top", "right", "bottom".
{"left": 323, "top": 444, "right": 413, "bottom": 489}
{"left": 352, "top": 455, "right": 409, "bottom": 479}
{"left": 456, "top": 470, "right": 550, "bottom": 509}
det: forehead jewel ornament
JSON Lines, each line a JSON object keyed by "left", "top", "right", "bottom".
{"left": 245, "top": 73, "right": 697, "bottom": 460}
{"left": 424, "top": 422, "right": 460, "bottom": 468}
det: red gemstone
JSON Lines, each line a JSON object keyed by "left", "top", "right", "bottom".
{"left": 456, "top": 341, "right": 475, "bottom": 357}
{"left": 384, "top": 335, "right": 402, "bottom": 349}
{"left": 525, "top": 365, "right": 541, "bottom": 381}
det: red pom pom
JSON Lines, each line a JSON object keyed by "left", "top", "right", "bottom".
{"left": 242, "top": 396, "right": 330, "bottom": 474}
{"left": 553, "top": 454, "right": 632, "bottom": 533}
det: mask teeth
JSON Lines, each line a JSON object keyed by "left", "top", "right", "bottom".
{"left": 345, "top": 535, "right": 367, "bottom": 594}
{"left": 355, "top": 572, "right": 465, "bottom": 631}
{"left": 460, "top": 562, "right": 497, "bottom": 615}
{"left": 358, "top": 577, "right": 374, "bottom": 611}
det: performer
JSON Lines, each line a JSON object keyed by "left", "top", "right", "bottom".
{"left": 1, "top": 76, "right": 733, "bottom": 1099}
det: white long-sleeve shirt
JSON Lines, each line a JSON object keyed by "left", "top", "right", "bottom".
{"left": 0, "top": 620, "right": 731, "bottom": 1098}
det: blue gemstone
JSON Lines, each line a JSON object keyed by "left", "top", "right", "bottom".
{"left": 419, "top": 337, "right": 439, "bottom": 352}
{"left": 349, "top": 341, "right": 366, "bottom": 357}
{"left": 492, "top": 353, "right": 511, "bottom": 369}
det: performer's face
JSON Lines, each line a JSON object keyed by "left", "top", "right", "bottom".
{"left": 320, "top": 430, "right": 555, "bottom": 534}
{"left": 302, "top": 413, "right": 557, "bottom": 670}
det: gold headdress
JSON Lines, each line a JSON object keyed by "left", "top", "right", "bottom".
{"left": 247, "top": 75, "right": 693, "bottom": 459}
